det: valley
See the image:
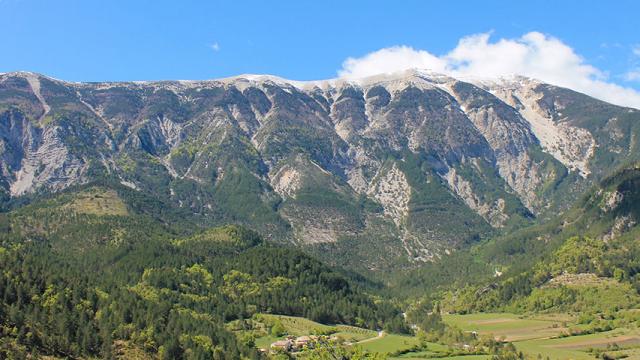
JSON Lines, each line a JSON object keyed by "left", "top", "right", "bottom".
{"left": 4, "top": 0, "right": 640, "bottom": 357}
{"left": 1, "top": 70, "right": 640, "bottom": 359}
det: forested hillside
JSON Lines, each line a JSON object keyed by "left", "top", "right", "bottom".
{"left": 0, "top": 185, "right": 405, "bottom": 358}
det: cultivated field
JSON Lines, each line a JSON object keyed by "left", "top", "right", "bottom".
{"left": 444, "top": 312, "right": 640, "bottom": 359}
{"left": 359, "top": 333, "right": 421, "bottom": 354}
{"left": 443, "top": 312, "right": 570, "bottom": 341}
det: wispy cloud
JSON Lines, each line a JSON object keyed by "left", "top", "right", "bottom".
{"left": 211, "top": 42, "right": 220, "bottom": 52}
{"left": 339, "top": 32, "right": 640, "bottom": 109}
{"left": 624, "top": 45, "right": 640, "bottom": 83}
{"left": 625, "top": 71, "right": 640, "bottom": 82}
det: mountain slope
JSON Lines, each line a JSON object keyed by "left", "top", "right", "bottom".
{"left": 394, "top": 164, "right": 640, "bottom": 314}
{"left": 1, "top": 70, "right": 639, "bottom": 269}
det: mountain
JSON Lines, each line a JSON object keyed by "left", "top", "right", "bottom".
{"left": 1, "top": 70, "right": 639, "bottom": 271}
{"left": 394, "top": 163, "right": 640, "bottom": 311}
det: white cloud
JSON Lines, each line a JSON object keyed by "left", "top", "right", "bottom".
{"left": 338, "top": 32, "right": 640, "bottom": 109}
{"left": 340, "top": 46, "right": 447, "bottom": 79}
{"left": 633, "top": 45, "right": 640, "bottom": 57}
{"left": 211, "top": 42, "right": 220, "bottom": 52}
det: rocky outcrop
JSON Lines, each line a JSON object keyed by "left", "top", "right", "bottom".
{"left": 445, "top": 80, "right": 547, "bottom": 210}
{"left": 0, "top": 108, "right": 87, "bottom": 196}
{"left": 601, "top": 190, "right": 624, "bottom": 212}
{"left": 444, "top": 167, "right": 509, "bottom": 227}
{"left": 480, "top": 77, "right": 596, "bottom": 178}
{"left": 367, "top": 162, "right": 410, "bottom": 226}
{"left": 10, "top": 125, "right": 87, "bottom": 196}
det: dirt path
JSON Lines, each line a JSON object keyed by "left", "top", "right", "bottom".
{"left": 356, "top": 330, "right": 385, "bottom": 344}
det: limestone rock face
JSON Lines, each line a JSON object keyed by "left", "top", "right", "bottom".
{"left": 2, "top": 70, "right": 639, "bottom": 267}
{"left": 367, "top": 162, "right": 410, "bottom": 226}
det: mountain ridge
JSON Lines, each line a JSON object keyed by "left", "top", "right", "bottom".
{"left": 1, "top": 69, "right": 639, "bottom": 270}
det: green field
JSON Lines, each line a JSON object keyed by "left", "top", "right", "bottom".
{"left": 359, "top": 333, "right": 422, "bottom": 354}
{"left": 516, "top": 328, "right": 640, "bottom": 360}
{"left": 254, "top": 335, "right": 281, "bottom": 350}
{"left": 387, "top": 341, "right": 464, "bottom": 359}
{"left": 443, "top": 312, "right": 570, "bottom": 341}
{"left": 334, "top": 325, "right": 379, "bottom": 342}
{"left": 444, "top": 312, "right": 640, "bottom": 360}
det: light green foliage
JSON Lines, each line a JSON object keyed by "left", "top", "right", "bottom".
{"left": 255, "top": 314, "right": 336, "bottom": 336}
{"left": 544, "top": 236, "right": 606, "bottom": 276}
{"left": 270, "top": 320, "right": 287, "bottom": 337}
{"left": 221, "top": 270, "right": 260, "bottom": 300}
{"left": 265, "top": 276, "right": 294, "bottom": 291}
{"left": 185, "top": 263, "right": 214, "bottom": 288}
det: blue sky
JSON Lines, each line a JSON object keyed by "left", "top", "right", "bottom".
{"left": 1, "top": 0, "right": 639, "bottom": 102}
